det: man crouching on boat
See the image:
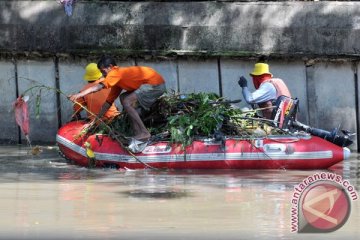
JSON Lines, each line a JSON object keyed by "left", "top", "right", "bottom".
{"left": 238, "top": 62, "right": 291, "bottom": 119}
{"left": 69, "top": 55, "right": 166, "bottom": 142}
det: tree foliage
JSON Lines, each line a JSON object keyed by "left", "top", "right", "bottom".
{"left": 106, "top": 92, "right": 282, "bottom": 146}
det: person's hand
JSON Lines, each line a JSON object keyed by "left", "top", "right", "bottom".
{"left": 69, "top": 94, "right": 80, "bottom": 102}
{"left": 238, "top": 76, "right": 248, "bottom": 88}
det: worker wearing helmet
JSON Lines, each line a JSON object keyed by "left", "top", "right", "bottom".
{"left": 69, "top": 56, "right": 166, "bottom": 142}
{"left": 238, "top": 63, "right": 291, "bottom": 119}
{"left": 72, "top": 63, "right": 120, "bottom": 121}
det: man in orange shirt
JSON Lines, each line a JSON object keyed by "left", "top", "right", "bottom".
{"left": 69, "top": 56, "right": 166, "bottom": 141}
{"left": 71, "top": 63, "right": 120, "bottom": 121}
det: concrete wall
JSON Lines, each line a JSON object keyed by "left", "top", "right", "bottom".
{"left": 17, "top": 59, "right": 58, "bottom": 143}
{"left": 1, "top": 1, "right": 360, "bottom": 57}
{"left": 0, "top": 60, "right": 18, "bottom": 143}
{"left": 1, "top": 57, "right": 358, "bottom": 151}
{"left": 0, "top": 1, "right": 359, "bottom": 151}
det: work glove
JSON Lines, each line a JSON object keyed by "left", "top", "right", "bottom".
{"left": 238, "top": 76, "right": 248, "bottom": 88}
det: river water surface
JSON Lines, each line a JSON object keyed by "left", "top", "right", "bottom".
{"left": 0, "top": 145, "right": 359, "bottom": 240}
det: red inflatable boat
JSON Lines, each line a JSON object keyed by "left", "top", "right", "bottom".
{"left": 56, "top": 121, "right": 351, "bottom": 170}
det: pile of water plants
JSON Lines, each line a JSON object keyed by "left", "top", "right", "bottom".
{"left": 102, "top": 92, "right": 285, "bottom": 146}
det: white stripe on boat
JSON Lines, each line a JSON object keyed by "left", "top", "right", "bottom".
{"left": 56, "top": 135, "right": 333, "bottom": 163}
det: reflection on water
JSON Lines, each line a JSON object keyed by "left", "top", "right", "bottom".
{"left": 0, "top": 145, "right": 359, "bottom": 239}
{"left": 121, "top": 188, "right": 190, "bottom": 199}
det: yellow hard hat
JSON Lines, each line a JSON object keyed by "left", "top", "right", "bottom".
{"left": 83, "top": 63, "right": 102, "bottom": 81}
{"left": 250, "top": 63, "right": 273, "bottom": 77}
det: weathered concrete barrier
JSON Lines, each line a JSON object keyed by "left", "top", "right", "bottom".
{"left": 0, "top": 57, "right": 357, "bottom": 151}
{"left": 1, "top": 1, "right": 360, "bottom": 57}
{"left": 0, "top": 1, "right": 358, "bottom": 151}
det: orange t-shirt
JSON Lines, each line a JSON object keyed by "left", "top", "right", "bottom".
{"left": 73, "top": 79, "right": 120, "bottom": 120}
{"left": 101, "top": 66, "right": 165, "bottom": 103}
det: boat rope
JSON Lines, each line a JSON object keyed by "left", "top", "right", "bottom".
{"left": 96, "top": 127, "right": 162, "bottom": 170}
{"left": 269, "top": 138, "right": 300, "bottom": 143}
{"left": 124, "top": 148, "right": 161, "bottom": 171}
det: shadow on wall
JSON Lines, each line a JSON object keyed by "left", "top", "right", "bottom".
{"left": 1, "top": 2, "right": 359, "bottom": 55}
{"left": 275, "top": 3, "right": 358, "bottom": 141}
{"left": 0, "top": 1, "right": 358, "bottom": 149}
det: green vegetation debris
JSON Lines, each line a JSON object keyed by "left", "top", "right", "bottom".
{"left": 101, "top": 92, "right": 284, "bottom": 146}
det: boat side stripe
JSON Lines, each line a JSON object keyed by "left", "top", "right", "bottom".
{"left": 56, "top": 135, "right": 87, "bottom": 157}
{"left": 56, "top": 135, "right": 333, "bottom": 163}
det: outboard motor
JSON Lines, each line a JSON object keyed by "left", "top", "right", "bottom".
{"left": 292, "top": 121, "right": 354, "bottom": 147}
{"left": 271, "top": 96, "right": 355, "bottom": 147}
{"left": 271, "top": 95, "right": 299, "bottom": 130}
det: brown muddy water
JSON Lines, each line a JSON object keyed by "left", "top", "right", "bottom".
{"left": 0, "top": 145, "right": 359, "bottom": 240}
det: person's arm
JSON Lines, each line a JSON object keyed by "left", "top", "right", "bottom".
{"left": 242, "top": 82, "right": 277, "bottom": 104}
{"left": 71, "top": 97, "right": 86, "bottom": 121}
{"left": 96, "top": 86, "right": 122, "bottom": 119}
{"left": 73, "top": 97, "right": 86, "bottom": 114}
{"left": 97, "top": 101, "right": 112, "bottom": 119}
{"left": 68, "top": 83, "right": 104, "bottom": 102}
